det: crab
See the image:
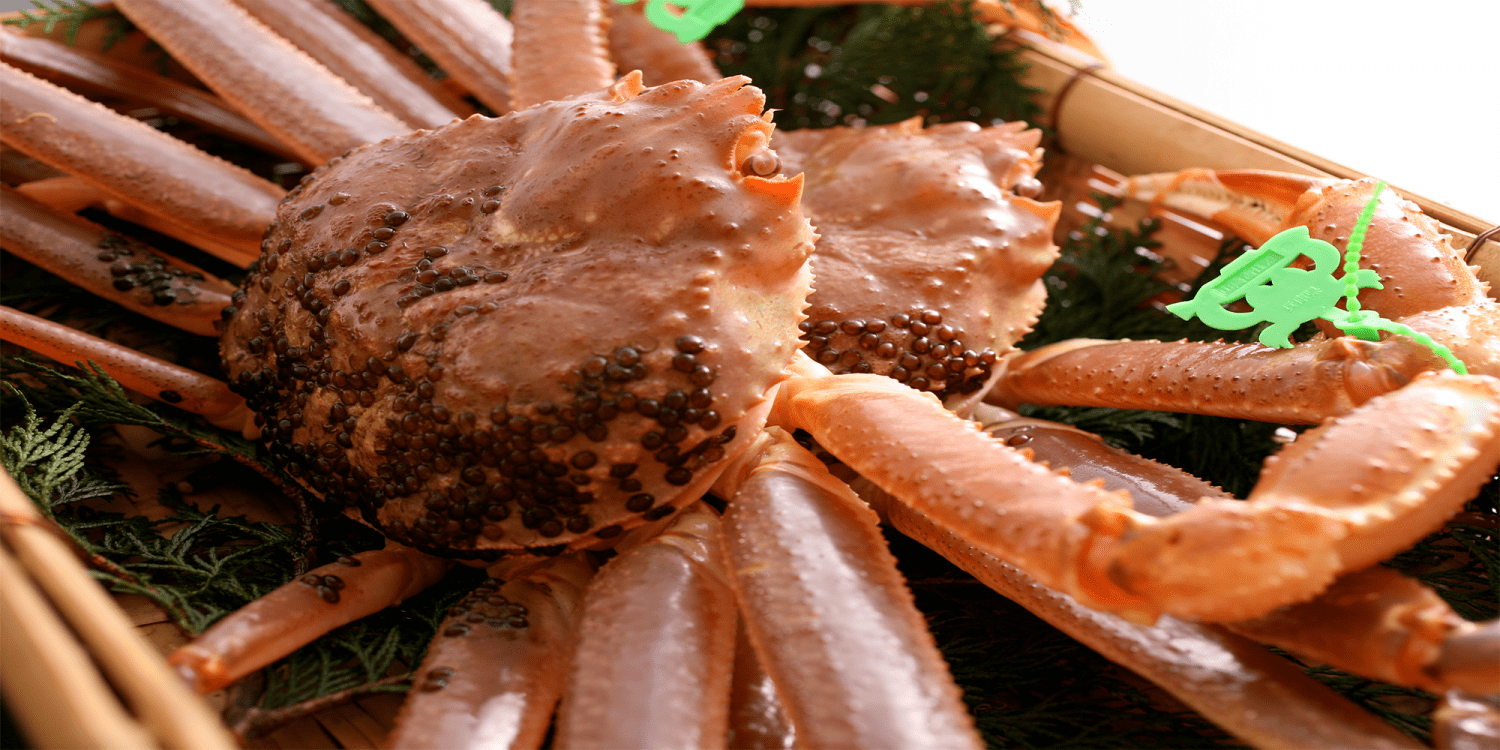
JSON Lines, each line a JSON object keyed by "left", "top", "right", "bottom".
{"left": 1, "top": 1, "right": 1497, "bottom": 748}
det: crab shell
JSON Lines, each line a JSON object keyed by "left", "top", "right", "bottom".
{"left": 219, "top": 75, "right": 813, "bottom": 553}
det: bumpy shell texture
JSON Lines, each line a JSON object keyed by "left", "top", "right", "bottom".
{"left": 220, "top": 75, "right": 813, "bottom": 555}
{"left": 777, "top": 119, "right": 1059, "bottom": 398}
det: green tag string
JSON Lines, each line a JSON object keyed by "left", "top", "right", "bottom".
{"left": 615, "top": 0, "right": 744, "bottom": 43}
{"left": 1166, "top": 180, "right": 1467, "bottom": 374}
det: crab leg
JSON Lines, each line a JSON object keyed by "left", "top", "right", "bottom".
{"left": 111, "top": 0, "right": 409, "bottom": 166}
{"left": 0, "top": 187, "right": 234, "bottom": 337}
{"left": 993, "top": 173, "right": 1500, "bottom": 422}
{"left": 555, "top": 503, "right": 738, "bottom": 749}
{"left": 0, "top": 62, "right": 280, "bottom": 267}
{"left": 883, "top": 500, "right": 1425, "bottom": 750}
{"left": 725, "top": 621, "right": 796, "bottom": 750}
{"left": 973, "top": 406, "right": 1500, "bottom": 695}
{"left": 781, "top": 352, "right": 1500, "bottom": 622}
{"left": 0, "top": 31, "right": 290, "bottom": 158}
{"left": 386, "top": 556, "right": 591, "bottom": 750}
{"left": 714, "top": 427, "right": 981, "bottom": 749}
{"left": 230, "top": 0, "right": 472, "bottom": 130}
{"left": 169, "top": 542, "right": 450, "bottom": 694}
{"left": 361, "top": 0, "right": 517, "bottom": 115}
{"left": 0, "top": 306, "right": 254, "bottom": 433}
{"left": 510, "top": 0, "right": 616, "bottom": 110}
{"left": 605, "top": 2, "right": 722, "bottom": 86}
{"left": 1230, "top": 566, "right": 1500, "bottom": 696}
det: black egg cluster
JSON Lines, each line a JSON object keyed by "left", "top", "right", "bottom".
{"left": 298, "top": 572, "right": 346, "bottom": 603}
{"left": 799, "top": 308, "right": 999, "bottom": 398}
{"left": 392, "top": 334, "right": 736, "bottom": 553}
{"left": 441, "top": 578, "right": 529, "bottom": 638}
{"left": 93, "top": 234, "right": 207, "bottom": 306}
{"left": 418, "top": 580, "right": 530, "bottom": 693}
{"left": 226, "top": 189, "right": 739, "bottom": 556}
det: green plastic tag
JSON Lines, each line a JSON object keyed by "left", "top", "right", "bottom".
{"left": 1166, "top": 181, "right": 1467, "bottom": 374}
{"left": 615, "top": 0, "right": 743, "bottom": 43}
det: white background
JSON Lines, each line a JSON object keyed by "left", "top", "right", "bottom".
{"left": 1073, "top": 0, "right": 1497, "bottom": 221}
{"left": 1, "top": 0, "right": 1494, "bottom": 219}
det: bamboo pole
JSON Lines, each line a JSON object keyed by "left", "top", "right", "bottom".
{"left": 1002, "top": 31, "right": 1498, "bottom": 292}
{"left": 0, "top": 470, "right": 237, "bottom": 750}
{"left": 0, "top": 542, "right": 159, "bottom": 749}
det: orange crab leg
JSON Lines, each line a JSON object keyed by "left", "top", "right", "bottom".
{"left": 362, "top": 0, "right": 518, "bottom": 115}
{"left": 0, "top": 306, "right": 254, "bottom": 433}
{"left": 510, "top": 0, "right": 616, "bottom": 110}
{"left": 715, "top": 427, "right": 981, "bottom": 749}
{"left": 231, "top": 0, "right": 472, "bottom": 130}
{"left": 971, "top": 406, "right": 1499, "bottom": 696}
{"left": 1230, "top": 566, "right": 1500, "bottom": 696}
{"left": 0, "top": 31, "right": 291, "bottom": 158}
{"left": 0, "top": 62, "right": 279, "bottom": 267}
{"left": 169, "top": 542, "right": 450, "bottom": 694}
{"left": 386, "top": 556, "right": 591, "bottom": 750}
{"left": 994, "top": 334, "right": 1446, "bottom": 424}
{"left": 884, "top": 501, "right": 1426, "bottom": 750}
{"left": 555, "top": 504, "right": 738, "bottom": 748}
{"left": 995, "top": 174, "right": 1500, "bottom": 420}
{"left": 782, "top": 353, "right": 1500, "bottom": 622}
{"left": 111, "top": 0, "right": 409, "bottom": 166}
{"left": 0, "top": 187, "right": 234, "bottom": 337}
{"left": 605, "top": 2, "right": 722, "bottom": 86}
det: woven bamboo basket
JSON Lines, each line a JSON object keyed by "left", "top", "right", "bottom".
{"left": 1, "top": 7, "right": 1495, "bottom": 750}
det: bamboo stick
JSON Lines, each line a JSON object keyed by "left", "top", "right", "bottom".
{"left": 0, "top": 542, "right": 159, "bottom": 750}
{"left": 0, "top": 470, "right": 237, "bottom": 750}
{"left": 1005, "top": 32, "right": 1495, "bottom": 236}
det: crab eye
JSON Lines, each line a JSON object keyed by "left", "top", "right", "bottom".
{"left": 741, "top": 151, "right": 781, "bottom": 177}
{"left": 1013, "top": 176, "right": 1042, "bottom": 198}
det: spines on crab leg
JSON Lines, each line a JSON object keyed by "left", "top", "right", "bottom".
{"left": 994, "top": 334, "right": 1447, "bottom": 425}
{"left": 714, "top": 427, "right": 982, "bottom": 750}
{"left": 0, "top": 62, "right": 280, "bottom": 267}
{"left": 0, "top": 187, "right": 234, "bottom": 337}
{"left": 361, "top": 0, "right": 517, "bottom": 115}
{"left": 229, "top": 0, "right": 472, "bottom": 131}
{"left": 0, "top": 306, "right": 254, "bottom": 433}
{"left": 1103, "top": 372, "right": 1500, "bottom": 621}
{"left": 169, "top": 543, "right": 451, "bottom": 694}
{"left": 111, "top": 0, "right": 409, "bottom": 166}
{"left": 0, "top": 31, "right": 291, "bottom": 158}
{"left": 781, "top": 353, "right": 1500, "bottom": 622}
{"left": 509, "top": 0, "right": 616, "bottom": 109}
{"left": 554, "top": 503, "right": 738, "bottom": 749}
{"left": 385, "top": 555, "right": 591, "bottom": 750}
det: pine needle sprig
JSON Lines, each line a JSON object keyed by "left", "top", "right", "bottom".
{"left": 1, "top": 356, "right": 262, "bottom": 465}
{"left": 0, "top": 1, "right": 131, "bottom": 48}
{"left": 0, "top": 390, "right": 106, "bottom": 515}
{"left": 715, "top": 3, "right": 1040, "bottom": 131}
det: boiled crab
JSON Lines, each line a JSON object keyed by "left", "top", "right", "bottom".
{"left": 1, "top": 1, "right": 1497, "bottom": 748}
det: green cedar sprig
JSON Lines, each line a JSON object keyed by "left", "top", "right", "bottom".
{"left": 0, "top": 1, "right": 130, "bottom": 48}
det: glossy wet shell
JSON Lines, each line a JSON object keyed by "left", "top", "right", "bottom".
{"left": 775, "top": 119, "right": 1060, "bottom": 398}
{"left": 220, "top": 76, "right": 813, "bottom": 554}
